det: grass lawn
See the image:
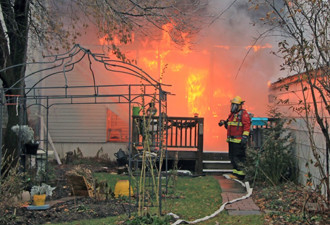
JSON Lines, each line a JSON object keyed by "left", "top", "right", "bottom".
{"left": 52, "top": 173, "right": 264, "bottom": 225}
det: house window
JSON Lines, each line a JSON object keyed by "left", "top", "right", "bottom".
{"left": 106, "top": 109, "right": 129, "bottom": 142}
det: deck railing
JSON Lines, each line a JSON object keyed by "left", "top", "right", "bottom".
{"left": 132, "top": 116, "right": 204, "bottom": 174}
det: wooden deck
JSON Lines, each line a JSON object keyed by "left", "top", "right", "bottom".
{"left": 132, "top": 116, "right": 204, "bottom": 174}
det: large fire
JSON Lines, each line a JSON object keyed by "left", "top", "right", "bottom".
{"left": 99, "top": 22, "right": 272, "bottom": 151}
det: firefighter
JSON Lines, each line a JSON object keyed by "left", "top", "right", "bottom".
{"left": 219, "top": 96, "right": 251, "bottom": 180}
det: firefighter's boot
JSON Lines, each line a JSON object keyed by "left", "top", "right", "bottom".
{"left": 233, "top": 169, "right": 245, "bottom": 181}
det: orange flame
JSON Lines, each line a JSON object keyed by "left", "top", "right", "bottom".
{"left": 94, "top": 20, "right": 271, "bottom": 151}
{"left": 186, "top": 71, "right": 207, "bottom": 116}
{"left": 160, "top": 22, "right": 191, "bottom": 54}
{"left": 141, "top": 22, "right": 189, "bottom": 73}
{"left": 267, "top": 80, "right": 272, "bottom": 87}
{"left": 245, "top": 43, "right": 272, "bottom": 52}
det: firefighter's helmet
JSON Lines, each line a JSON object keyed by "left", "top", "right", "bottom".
{"left": 231, "top": 96, "right": 244, "bottom": 104}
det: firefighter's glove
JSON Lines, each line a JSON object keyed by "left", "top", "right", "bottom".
{"left": 241, "top": 135, "right": 248, "bottom": 148}
{"left": 218, "top": 120, "right": 225, "bottom": 127}
{"left": 219, "top": 120, "right": 228, "bottom": 128}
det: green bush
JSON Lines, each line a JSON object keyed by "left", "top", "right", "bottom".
{"left": 244, "top": 108, "right": 298, "bottom": 186}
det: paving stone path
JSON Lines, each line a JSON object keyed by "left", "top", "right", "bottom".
{"left": 214, "top": 175, "right": 261, "bottom": 215}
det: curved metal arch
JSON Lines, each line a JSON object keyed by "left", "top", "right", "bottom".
{"left": 26, "top": 103, "right": 49, "bottom": 110}
{"left": 5, "top": 50, "right": 87, "bottom": 92}
{"left": 0, "top": 44, "right": 81, "bottom": 74}
{"left": 3, "top": 44, "right": 167, "bottom": 96}
{"left": 130, "top": 94, "right": 162, "bottom": 104}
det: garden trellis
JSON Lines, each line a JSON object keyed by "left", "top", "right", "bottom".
{"left": 0, "top": 44, "right": 169, "bottom": 214}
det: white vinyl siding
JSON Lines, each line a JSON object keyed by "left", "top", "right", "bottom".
{"left": 48, "top": 104, "right": 106, "bottom": 142}
{"left": 269, "top": 74, "right": 328, "bottom": 193}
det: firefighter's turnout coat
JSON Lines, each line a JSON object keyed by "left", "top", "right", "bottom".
{"left": 226, "top": 109, "right": 251, "bottom": 143}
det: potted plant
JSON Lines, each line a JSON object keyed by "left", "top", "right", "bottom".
{"left": 25, "top": 141, "right": 40, "bottom": 155}
{"left": 11, "top": 124, "right": 39, "bottom": 155}
{"left": 30, "top": 183, "right": 56, "bottom": 206}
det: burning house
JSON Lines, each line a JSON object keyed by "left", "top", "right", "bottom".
{"left": 1, "top": 1, "right": 282, "bottom": 173}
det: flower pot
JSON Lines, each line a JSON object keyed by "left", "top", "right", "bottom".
{"left": 33, "top": 194, "right": 46, "bottom": 206}
{"left": 132, "top": 106, "right": 141, "bottom": 116}
{"left": 24, "top": 143, "right": 39, "bottom": 155}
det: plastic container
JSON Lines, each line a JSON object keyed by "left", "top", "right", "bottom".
{"left": 24, "top": 143, "right": 39, "bottom": 155}
{"left": 252, "top": 117, "right": 268, "bottom": 126}
{"left": 114, "top": 180, "right": 133, "bottom": 198}
{"left": 33, "top": 194, "right": 46, "bottom": 206}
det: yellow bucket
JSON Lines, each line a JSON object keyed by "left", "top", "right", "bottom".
{"left": 114, "top": 180, "right": 133, "bottom": 198}
{"left": 33, "top": 194, "right": 46, "bottom": 206}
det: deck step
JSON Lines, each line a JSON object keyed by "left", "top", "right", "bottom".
{"left": 203, "top": 169, "right": 233, "bottom": 173}
{"left": 203, "top": 152, "right": 229, "bottom": 161}
{"left": 203, "top": 160, "right": 231, "bottom": 164}
{"left": 203, "top": 161, "right": 232, "bottom": 170}
{"left": 202, "top": 152, "right": 232, "bottom": 174}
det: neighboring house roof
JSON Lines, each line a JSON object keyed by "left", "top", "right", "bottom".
{"left": 270, "top": 67, "right": 328, "bottom": 91}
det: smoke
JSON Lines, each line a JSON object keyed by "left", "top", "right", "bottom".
{"left": 179, "top": 0, "right": 282, "bottom": 150}
{"left": 200, "top": 0, "right": 281, "bottom": 110}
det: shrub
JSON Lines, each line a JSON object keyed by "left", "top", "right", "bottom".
{"left": 0, "top": 152, "right": 26, "bottom": 224}
{"left": 244, "top": 108, "right": 298, "bottom": 186}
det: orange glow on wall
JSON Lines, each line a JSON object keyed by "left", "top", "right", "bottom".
{"left": 214, "top": 45, "right": 230, "bottom": 50}
{"left": 181, "top": 32, "right": 192, "bottom": 54}
{"left": 213, "top": 88, "right": 233, "bottom": 99}
{"left": 170, "top": 64, "right": 183, "bottom": 72}
{"left": 99, "top": 34, "right": 121, "bottom": 46}
{"left": 161, "top": 23, "right": 173, "bottom": 47}
{"left": 142, "top": 57, "right": 158, "bottom": 70}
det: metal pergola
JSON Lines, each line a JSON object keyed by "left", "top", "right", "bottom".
{"left": 0, "top": 44, "right": 170, "bottom": 214}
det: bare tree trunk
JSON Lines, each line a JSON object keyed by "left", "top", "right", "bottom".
{"left": 0, "top": 0, "right": 30, "bottom": 174}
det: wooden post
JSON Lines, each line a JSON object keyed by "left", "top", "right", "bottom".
{"left": 195, "top": 118, "right": 204, "bottom": 175}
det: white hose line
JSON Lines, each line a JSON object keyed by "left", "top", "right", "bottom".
{"left": 169, "top": 177, "right": 253, "bottom": 225}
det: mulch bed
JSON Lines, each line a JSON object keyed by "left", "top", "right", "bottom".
{"left": 252, "top": 182, "right": 330, "bottom": 224}
{"left": 5, "top": 198, "right": 135, "bottom": 225}
{"left": 1, "top": 160, "right": 136, "bottom": 225}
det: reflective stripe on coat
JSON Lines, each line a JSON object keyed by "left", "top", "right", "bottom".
{"left": 226, "top": 109, "right": 251, "bottom": 143}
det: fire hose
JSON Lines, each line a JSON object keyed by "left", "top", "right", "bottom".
{"left": 168, "top": 178, "right": 253, "bottom": 225}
